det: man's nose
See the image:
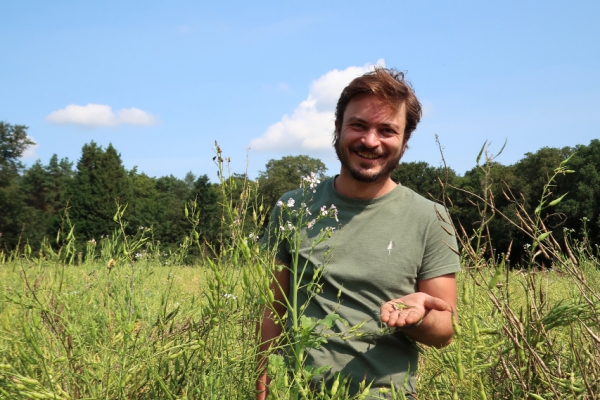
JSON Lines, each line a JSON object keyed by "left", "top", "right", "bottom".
{"left": 361, "top": 129, "right": 380, "bottom": 148}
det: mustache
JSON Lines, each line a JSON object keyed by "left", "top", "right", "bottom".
{"left": 349, "top": 144, "right": 385, "bottom": 156}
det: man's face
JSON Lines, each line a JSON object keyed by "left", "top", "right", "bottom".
{"left": 335, "top": 94, "right": 407, "bottom": 184}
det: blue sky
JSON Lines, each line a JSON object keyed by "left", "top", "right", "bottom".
{"left": 2, "top": 1, "right": 599, "bottom": 181}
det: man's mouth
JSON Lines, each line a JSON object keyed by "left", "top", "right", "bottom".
{"left": 356, "top": 151, "right": 381, "bottom": 159}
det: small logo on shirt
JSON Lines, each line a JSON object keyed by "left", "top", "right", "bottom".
{"left": 387, "top": 241, "right": 393, "bottom": 255}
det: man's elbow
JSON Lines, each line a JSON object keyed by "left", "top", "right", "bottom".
{"left": 432, "top": 334, "right": 453, "bottom": 349}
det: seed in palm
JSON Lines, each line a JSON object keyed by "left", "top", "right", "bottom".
{"left": 392, "top": 301, "right": 414, "bottom": 311}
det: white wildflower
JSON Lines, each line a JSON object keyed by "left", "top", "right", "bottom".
{"left": 308, "top": 219, "right": 316, "bottom": 229}
{"left": 287, "top": 198, "right": 295, "bottom": 208}
{"left": 330, "top": 204, "right": 339, "bottom": 222}
{"left": 276, "top": 200, "right": 283, "bottom": 207}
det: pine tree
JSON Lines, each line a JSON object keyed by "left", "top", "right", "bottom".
{"left": 69, "top": 142, "right": 133, "bottom": 240}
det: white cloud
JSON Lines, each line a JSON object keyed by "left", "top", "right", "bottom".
{"left": 46, "top": 104, "right": 158, "bottom": 128}
{"left": 250, "top": 59, "right": 386, "bottom": 152}
{"left": 22, "top": 136, "right": 39, "bottom": 159}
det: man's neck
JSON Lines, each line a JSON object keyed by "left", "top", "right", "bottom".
{"left": 334, "top": 170, "right": 398, "bottom": 200}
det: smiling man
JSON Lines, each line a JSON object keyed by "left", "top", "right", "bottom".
{"left": 258, "top": 68, "right": 461, "bottom": 399}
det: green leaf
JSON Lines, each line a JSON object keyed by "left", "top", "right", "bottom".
{"left": 300, "top": 315, "right": 316, "bottom": 331}
{"left": 319, "top": 314, "right": 348, "bottom": 330}
{"left": 476, "top": 141, "right": 487, "bottom": 165}
{"left": 497, "top": 138, "right": 508, "bottom": 157}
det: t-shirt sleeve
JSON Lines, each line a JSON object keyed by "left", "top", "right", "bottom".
{"left": 418, "top": 204, "right": 461, "bottom": 281}
{"left": 260, "top": 199, "right": 292, "bottom": 265}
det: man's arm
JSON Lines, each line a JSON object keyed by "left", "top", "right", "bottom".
{"left": 256, "top": 261, "right": 290, "bottom": 400}
{"left": 380, "top": 273, "right": 457, "bottom": 348}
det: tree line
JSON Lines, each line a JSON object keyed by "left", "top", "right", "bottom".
{"left": 1, "top": 121, "right": 599, "bottom": 265}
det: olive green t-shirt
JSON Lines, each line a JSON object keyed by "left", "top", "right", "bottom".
{"left": 263, "top": 177, "right": 461, "bottom": 397}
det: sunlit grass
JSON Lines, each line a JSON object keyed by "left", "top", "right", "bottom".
{"left": 1, "top": 147, "right": 599, "bottom": 399}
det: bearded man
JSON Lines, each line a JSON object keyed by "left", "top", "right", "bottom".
{"left": 257, "top": 68, "right": 460, "bottom": 399}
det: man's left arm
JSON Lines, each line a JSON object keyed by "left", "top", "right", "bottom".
{"left": 380, "top": 273, "right": 457, "bottom": 348}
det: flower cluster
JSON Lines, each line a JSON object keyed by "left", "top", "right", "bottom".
{"left": 280, "top": 221, "right": 295, "bottom": 232}
{"left": 276, "top": 197, "right": 296, "bottom": 208}
{"left": 274, "top": 173, "right": 338, "bottom": 232}
{"left": 320, "top": 204, "right": 339, "bottom": 222}
{"left": 301, "top": 172, "right": 320, "bottom": 193}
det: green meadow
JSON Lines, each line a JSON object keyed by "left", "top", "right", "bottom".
{"left": 1, "top": 153, "right": 599, "bottom": 400}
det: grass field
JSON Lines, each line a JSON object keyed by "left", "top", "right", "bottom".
{"left": 1, "top": 243, "right": 599, "bottom": 399}
{"left": 1, "top": 154, "right": 599, "bottom": 399}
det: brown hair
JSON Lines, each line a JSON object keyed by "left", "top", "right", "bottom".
{"left": 334, "top": 67, "right": 422, "bottom": 144}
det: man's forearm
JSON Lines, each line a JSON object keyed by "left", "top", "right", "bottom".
{"left": 256, "top": 310, "right": 284, "bottom": 400}
{"left": 401, "top": 308, "right": 455, "bottom": 348}
{"left": 256, "top": 262, "right": 290, "bottom": 400}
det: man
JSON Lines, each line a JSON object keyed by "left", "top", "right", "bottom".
{"left": 257, "top": 68, "right": 460, "bottom": 399}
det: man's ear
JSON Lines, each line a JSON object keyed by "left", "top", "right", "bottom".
{"left": 334, "top": 120, "right": 341, "bottom": 136}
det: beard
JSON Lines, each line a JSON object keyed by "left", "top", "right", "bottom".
{"left": 334, "top": 135, "right": 403, "bottom": 183}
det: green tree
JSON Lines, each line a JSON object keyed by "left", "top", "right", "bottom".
{"left": 152, "top": 175, "right": 192, "bottom": 246}
{"left": 257, "top": 155, "right": 328, "bottom": 209}
{"left": 391, "top": 161, "right": 457, "bottom": 202}
{"left": 45, "top": 155, "right": 75, "bottom": 223}
{"left": 553, "top": 140, "right": 600, "bottom": 245}
{"left": 0, "top": 122, "right": 35, "bottom": 249}
{"left": 452, "top": 162, "right": 523, "bottom": 262}
{"left": 16, "top": 154, "right": 76, "bottom": 249}
{"left": 68, "top": 142, "right": 133, "bottom": 240}
{"left": 128, "top": 168, "right": 161, "bottom": 233}
{"left": 19, "top": 160, "right": 52, "bottom": 246}
{"left": 187, "top": 174, "right": 220, "bottom": 245}
{"left": 0, "top": 122, "right": 34, "bottom": 187}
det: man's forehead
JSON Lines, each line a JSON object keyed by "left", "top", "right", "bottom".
{"left": 344, "top": 95, "right": 406, "bottom": 123}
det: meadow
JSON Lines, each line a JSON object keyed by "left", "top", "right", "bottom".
{"left": 1, "top": 153, "right": 599, "bottom": 399}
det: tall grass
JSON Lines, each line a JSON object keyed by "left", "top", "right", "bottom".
{"left": 1, "top": 144, "right": 599, "bottom": 399}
